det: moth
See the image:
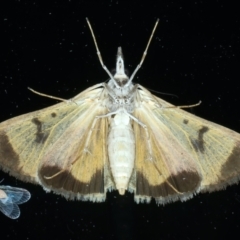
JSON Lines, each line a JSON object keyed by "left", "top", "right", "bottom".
{"left": 0, "top": 185, "right": 31, "bottom": 219}
{"left": 0, "top": 18, "right": 240, "bottom": 205}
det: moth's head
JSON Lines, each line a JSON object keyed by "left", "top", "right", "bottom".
{"left": 113, "top": 47, "right": 129, "bottom": 87}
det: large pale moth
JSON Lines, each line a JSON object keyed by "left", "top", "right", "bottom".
{"left": 0, "top": 18, "right": 240, "bottom": 205}
{"left": 0, "top": 185, "right": 31, "bottom": 219}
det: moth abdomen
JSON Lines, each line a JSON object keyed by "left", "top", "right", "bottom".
{"left": 107, "top": 112, "right": 135, "bottom": 195}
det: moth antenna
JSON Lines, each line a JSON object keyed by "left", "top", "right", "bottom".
{"left": 86, "top": 18, "right": 118, "bottom": 87}
{"left": 127, "top": 19, "right": 159, "bottom": 86}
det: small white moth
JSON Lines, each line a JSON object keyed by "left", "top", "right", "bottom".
{"left": 1, "top": 18, "right": 240, "bottom": 205}
{"left": 0, "top": 185, "right": 31, "bottom": 219}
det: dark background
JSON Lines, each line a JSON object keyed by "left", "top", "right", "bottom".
{"left": 1, "top": 1, "right": 240, "bottom": 239}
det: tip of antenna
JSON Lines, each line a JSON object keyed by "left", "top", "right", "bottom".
{"left": 86, "top": 17, "right": 89, "bottom": 21}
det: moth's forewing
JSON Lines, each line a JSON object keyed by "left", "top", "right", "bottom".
{"left": 0, "top": 85, "right": 113, "bottom": 201}
{"left": 131, "top": 86, "right": 240, "bottom": 204}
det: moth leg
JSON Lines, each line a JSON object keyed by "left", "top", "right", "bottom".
{"left": 45, "top": 109, "right": 108, "bottom": 180}
{"left": 126, "top": 112, "right": 153, "bottom": 161}
{"left": 28, "top": 87, "right": 72, "bottom": 103}
{"left": 85, "top": 110, "right": 118, "bottom": 152}
{"left": 164, "top": 101, "right": 202, "bottom": 109}
{"left": 83, "top": 117, "right": 101, "bottom": 155}
{"left": 44, "top": 116, "right": 103, "bottom": 180}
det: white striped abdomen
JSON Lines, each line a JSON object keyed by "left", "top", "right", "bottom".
{"left": 108, "top": 111, "right": 135, "bottom": 195}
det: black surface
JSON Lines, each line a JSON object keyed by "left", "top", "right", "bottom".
{"left": 1, "top": 1, "right": 240, "bottom": 239}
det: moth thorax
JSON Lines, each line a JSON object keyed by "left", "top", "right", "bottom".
{"left": 107, "top": 111, "right": 135, "bottom": 195}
